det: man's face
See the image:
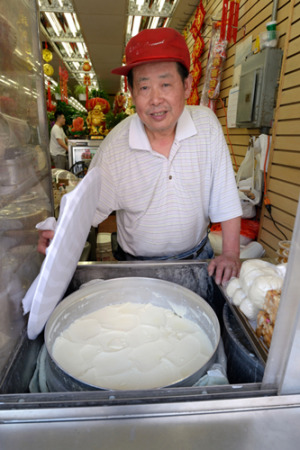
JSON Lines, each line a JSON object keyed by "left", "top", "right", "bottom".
{"left": 130, "top": 62, "right": 192, "bottom": 139}
{"left": 57, "top": 114, "right": 66, "bottom": 126}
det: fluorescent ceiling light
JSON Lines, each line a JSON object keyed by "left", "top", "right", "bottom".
{"left": 73, "top": 13, "right": 80, "bottom": 31}
{"left": 58, "top": 0, "right": 63, "bottom": 6}
{"left": 0, "top": 78, "right": 10, "bottom": 86}
{"left": 127, "top": 15, "right": 133, "bottom": 35}
{"left": 14, "top": 48, "right": 23, "bottom": 57}
{"left": 62, "top": 42, "right": 73, "bottom": 57}
{"left": 164, "top": 17, "right": 171, "bottom": 27}
{"left": 65, "top": 12, "right": 77, "bottom": 37}
{"left": 7, "top": 78, "right": 18, "bottom": 85}
{"left": 149, "top": 16, "right": 160, "bottom": 29}
{"left": 45, "top": 12, "right": 62, "bottom": 37}
{"left": 158, "top": 0, "right": 165, "bottom": 12}
{"left": 77, "top": 42, "right": 85, "bottom": 57}
{"left": 73, "top": 62, "right": 80, "bottom": 70}
{"left": 132, "top": 15, "right": 142, "bottom": 37}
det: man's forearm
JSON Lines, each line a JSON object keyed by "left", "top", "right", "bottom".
{"left": 57, "top": 138, "right": 68, "bottom": 151}
{"left": 221, "top": 216, "right": 241, "bottom": 256}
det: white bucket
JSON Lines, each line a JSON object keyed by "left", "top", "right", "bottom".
{"left": 96, "top": 232, "right": 113, "bottom": 261}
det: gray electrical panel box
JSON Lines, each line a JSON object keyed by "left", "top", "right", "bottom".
{"left": 236, "top": 47, "right": 283, "bottom": 129}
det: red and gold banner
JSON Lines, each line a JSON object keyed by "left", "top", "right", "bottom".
{"left": 190, "top": 2, "right": 206, "bottom": 40}
{"left": 192, "top": 34, "right": 205, "bottom": 61}
{"left": 187, "top": 1, "right": 206, "bottom": 105}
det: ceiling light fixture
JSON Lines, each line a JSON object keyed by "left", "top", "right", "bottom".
{"left": 127, "top": 0, "right": 180, "bottom": 42}
{"left": 136, "top": 0, "right": 145, "bottom": 9}
{"left": 149, "top": 17, "right": 160, "bottom": 29}
{"left": 73, "top": 13, "right": 81, "bottom": 32}
{"left": 45, "top": 12, "right": 62, "bottom": 37}
{"left": 40, "top": 1, "right": 99, "bottom": 89}
{"left": 77, "top": 42, "right": 85, "bottom": 58}
{"left": 64, "top": 12, "right": 77, "bottom": 37}
{"left": 157, "top": 0, "right": 165, "bottom": 12}
{"left": 62, "top": 42, "right": 73, "bottom": 57}
{"left": 132, "top": 15, "right": 142, "bottom": 37}
{"left": 127, "top": 15, "right": 133, "bottom": 36}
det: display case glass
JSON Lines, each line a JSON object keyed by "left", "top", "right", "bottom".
{"left": 0, "top": 0, "right": 53, "bottom": 381}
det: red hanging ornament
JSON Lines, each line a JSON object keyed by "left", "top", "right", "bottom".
{"left": 82, "top": 57, "right": 92, "bottom": 108}
{"left": 191, "top": 59, "right": 202, "bottom": 89}
{"left": 82, "top": 60, "right": 91, "bottom": 72}
{"left": 83, "top": 74, "right": 91, "bottom": 108}
{"left": 232, "top": 0, "right": 240, "bottom": 43}
{"left": 220, "top": 0, "right": 229, "bottom": 41}
{"left": 190, "top": 2, "right": 206, "bottom": 40}
{"left": 192, "top": 34, "right": 205, "bottom": 61}
{"left": 59, "top": 66, "right": 69, "bottom": 104}
{"left": 226, "top": 0, "right": 235, "bottom": 43}
{"left": 187, "top": 86, "right": 200, "bottom": 106}
{"left": 187, "top": 1, "right": 206, "bottom": 106}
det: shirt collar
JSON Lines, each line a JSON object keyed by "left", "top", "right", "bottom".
{"left": 129, "top": 107, "right": 197, "bottom": 150}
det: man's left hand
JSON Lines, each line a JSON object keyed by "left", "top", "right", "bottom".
{"left": 207, "top": 252, "right": 241, "bottom": 286}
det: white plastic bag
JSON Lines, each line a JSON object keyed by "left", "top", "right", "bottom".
{"left": 236, "top": 137, "right": 264, "bottom": 218}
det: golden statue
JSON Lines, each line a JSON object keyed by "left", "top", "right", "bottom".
{"left": 86, "top": 104, "right": 108, "bottom": 136}
{"left": 125, "top": 97, "right": 135, "bottom": 116}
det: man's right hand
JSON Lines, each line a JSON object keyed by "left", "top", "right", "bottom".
{"left": 37, "top": 230, "right": 55, "bottom": 255}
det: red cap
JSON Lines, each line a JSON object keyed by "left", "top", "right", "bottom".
{"left": 112, "top": 28, "right": 190, "bottom": 76}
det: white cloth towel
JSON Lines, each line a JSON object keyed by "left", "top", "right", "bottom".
{"left": 22, "top": 167, "right": 102, "bottom": 340}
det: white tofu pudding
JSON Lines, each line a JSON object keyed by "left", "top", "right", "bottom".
{"left": 52, "top": 302, "right": 214, "bottom": 390}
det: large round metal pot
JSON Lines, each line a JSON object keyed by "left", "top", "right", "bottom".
{"left": 44, "top": 277, "right": 220, "bottom": 391}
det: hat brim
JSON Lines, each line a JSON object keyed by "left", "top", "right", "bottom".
{"left": 111, "top": 57, "right": 189, "bottom": 76}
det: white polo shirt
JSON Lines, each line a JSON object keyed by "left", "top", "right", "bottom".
{"left": 90, "top": 106, "right": 242, "bottom": 257}
{"left": 50, "top": 124, "right": 67, "bottom": 156}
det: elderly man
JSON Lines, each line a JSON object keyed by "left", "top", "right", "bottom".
{"left": 39, "top": 27, "right": 242, "bottom": 285}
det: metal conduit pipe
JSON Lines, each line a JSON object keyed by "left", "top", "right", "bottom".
{"left": 271, "top": 0, "right": 279, "bottom": 21}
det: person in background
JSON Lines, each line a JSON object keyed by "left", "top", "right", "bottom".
{"left": 49, "top": 111, "right": 68, "bottom": 169}
{"left": 38, "top": 28, "right": 242, "bottom": 286}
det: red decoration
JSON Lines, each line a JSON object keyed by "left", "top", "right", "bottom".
{"left": 220, "top": 0, "right": 228, "bottom": 41}
{"left": 59, "top": 66, "right": 69, "bottom": 104}
{"left": 83, "top": 74, "right": 91, "bottom": 108}
{"left": 192, "top": 34, "right": 205, "bottom": 61}
{"left": 83, "top": 75, "right": 91, "bottom": 86}
{"left": 191, "top": 60, "right": 202, "bottom": 90}
{"left": 187, "top": 87, "right": 200, "bottom": 106}
{"left": 190, "top": 2, "right": 206, "bottom": 40}
{"left": 113, "top": 92, "right": 126, "bottom": 115}
{"left": 46, "top": 80, "right": 55, "bottom": 112}
{"left": 226, "top": 0, "right": 235, "bottom": 43}
{"left": 71, "top": 117, "right": 84, "bottom": 132}
{"left": 87, "top": 97, "right": 110, "bottom": 113}
{"left": 220, "top": 0, "right": 240, "bottom": 44}
{"left": 82, "top": 59, "right": 92, "bottom": 108}
{"left": 232, "top": 0, "right": 240, "bottom": 43}
{"left": 187, "top": 1, "right": 206, "bottom": 105}
{"left": 83, "top": 60, "right": 91, "bottom": 72}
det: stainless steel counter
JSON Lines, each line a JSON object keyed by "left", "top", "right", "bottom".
{"left": 1, "top": 260, "right": 300, "bottom": 448}
{"left": 1, "top": 394, "right": 300, "bottom": 449}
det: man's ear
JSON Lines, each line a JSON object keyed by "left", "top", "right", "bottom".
{"left": 184, "top": 74, "right": 193, "bottom": 100}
